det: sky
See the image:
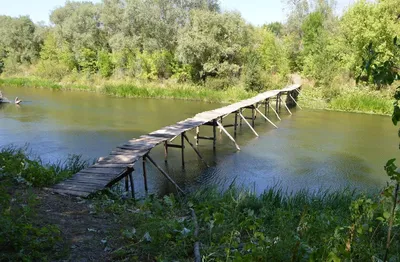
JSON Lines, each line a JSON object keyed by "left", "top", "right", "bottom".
{"left": 0, "top": 0, "right": 357, "bottom": 25}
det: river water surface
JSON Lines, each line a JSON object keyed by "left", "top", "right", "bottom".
{"left": 0, "top": 86, "right": 398, "bottom": 195}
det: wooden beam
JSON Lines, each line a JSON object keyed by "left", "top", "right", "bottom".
{"left": 222, "top": 124, "right": 236, "bottom": 128}
{"left": 216, "top": 121, "right": 240, "bottom": 150}
{"left": 181, "top": 133, "right": 185, "bottom": 169}
{"left": 252, "top": 106, "right": 255, "bottom": 127}
{"left": 279, "top": 96, "right": 292, "bottom": 115}
{"left": 145, "top": 154, "right": 185, "bottom": 194}
{"left": 269, "top": 103, "right": 281, "bottom": 120}
{"left": 125, "top": 176, "right": 129, "bottom": 192}
{"left": 238, "top": 112, "right": 259, "bottom": 137}
{"left": 195, "top": 127, "right": 200, "bottom": 145}
{"left": 234, "top": 111, "right": 238, "bottom": 136}
{"left": 239, "top": 108, "right": 243, "bottom": 126}
{"left": 143, "top": 156, "right": 148, "bottom": 193}
{"left": 255, "top": 107, "right": 278, "bottom": 129}
{"left": 213, "top": 119, "right": 217, "bottom": 149}
{"left": 289, "top": 94, "right": 302, "bottom": 109}
{"left": 195, "top": 136, "right": 214, "bottom": 140}
{"left": 183, "top": 133, "right": 210, "bottom": 168}
{"left": 128, "top": 170, "right": 135, "bottom": 199}
{"left": 166, "top": 144, "right": 184, "bottom": 149}
{"left": 164, "top": 141, "right": 168, "bottom": 162}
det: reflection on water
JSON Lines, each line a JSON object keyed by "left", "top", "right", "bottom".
{"left": 0, "top": 86, "right": 398, "bottom": 196}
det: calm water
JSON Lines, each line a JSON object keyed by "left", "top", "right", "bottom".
{"left": 0, "top": 86, "right": 398, "bottom": 195}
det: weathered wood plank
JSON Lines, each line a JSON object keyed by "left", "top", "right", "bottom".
{"left": 79, "top": 167, "right": 126, "bottom": 174}
{"left": 93, "top": 163, "right": 134, "bottom": 168}
{"left": 47, "top": 188, "right": 91, "bottom": 197}
{"left": 52, "top": 184, "right": 101, "bottom": 193}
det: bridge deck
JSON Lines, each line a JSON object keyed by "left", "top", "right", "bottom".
{"left": 47, "top": 84, "right": 301, "bottom": 197}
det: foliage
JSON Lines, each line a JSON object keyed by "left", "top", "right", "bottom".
{"left": 0, "top": 146, "right": 88, "bottom": 187}
{"left": 355, "top": 35, "right": 400, "bottom": 261}
{"left": 0, "top": 15, "right": 42, "bottom": 66}
{"left": 92, "top": 186, "right": 400, "bottom": 261}
{"left": 339, "top": 0, "right": 398, "bottom": 77}
{"left": 176, "top": 9, "right": 248, "bottom": 81}
{"left": 0, "top": 146, "right": 88, "bottom": 261}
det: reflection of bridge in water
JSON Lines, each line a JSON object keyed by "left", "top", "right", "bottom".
{"left": 47, "top": 84, "right": 302, "bottom": 198}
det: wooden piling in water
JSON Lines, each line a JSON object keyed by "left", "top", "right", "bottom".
{"left": 181, "top": 133, "right": 185, "bottom": 168}
{"left": 234, "top": 111, "right": 238, "bottom": 137}
{"left": 142, "top": 156, "right": 148, "bottom": 193}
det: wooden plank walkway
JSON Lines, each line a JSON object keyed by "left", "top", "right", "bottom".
{"left": 47, "top": 84, "right": 301, "bottom": 197}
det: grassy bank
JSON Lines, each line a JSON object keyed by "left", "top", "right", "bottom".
{"left": 0, "top": 76, "right": 394, "bottom": 114}
{"left": 1, "top": 147, "right": 400, "bottom": 261}
{"left": 0, "top": 77, "right": 254, "bottom": 104}
{"left": 299, "top": 83, "right": 394, "bottom": 115}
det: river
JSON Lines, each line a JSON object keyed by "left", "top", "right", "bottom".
{"left": 0, "top": 86, "right": 398, "bottom": 196}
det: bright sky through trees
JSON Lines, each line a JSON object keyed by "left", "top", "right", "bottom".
{"left": 0, "top": 0, "right": 357, "bottom": 25}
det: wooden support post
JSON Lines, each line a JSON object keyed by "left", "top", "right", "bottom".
{"left": 255, "top": 107, "right": 278, "bottom": 129}
{"left": 181, "top": 132, "right": 185, "bottom": 169}
{"left": 183, "top": 133, "right": 210, "bottom": 168}
{"left": 216, "top": 121, "right": 240, "bottom": 150}
{"left": 264, "top": 99, "right": 268, "bottom": 116}
{"left": 238, "top": 112, "right": 259, "bottom": 137}
{"left": 251, "top": 106, "right": 255, "bottom": 127}
{"left": 124, "top": 175, "right": 129, "bottom": 192}
{"left": 146, "top": 154, "right": 185, "bottom": 194}
{"left": 289, "top": 94, "right": 302, "bottom": 109}
{"left": 269, "top": 103, "right": 281, "bottom": 120}
{"left": 280, "top": 96, "right": 292, "bottom": 115}
{"left": 234, "top": 111, "right": 238, "bottom": 137}
{"left": 276, "top": 94, "right": 280, "bottom": 113}
{"left": 142, "top": 156, "right": 148, "bottom": 193}
{"left": 164, "top": 141, "right": 168, "bottom": 162}
{"left": 195, "top": 127, "right": 200, "bottom": 145}
{"left": 128, "top": 168, "right": 135, "bottom": 199}
{"left": 213, "top": 119, "right": 217, "bottom": 150}
{"left": 239, "top": 108, "right": 243, "bottom": 126}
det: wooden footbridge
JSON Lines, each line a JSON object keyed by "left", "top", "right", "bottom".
{"left": 47, "top": 84, "right": 301, "bottom": 197}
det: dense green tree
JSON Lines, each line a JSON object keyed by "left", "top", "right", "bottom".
{"left": 176, "top": 10, "right": 249, "bottom": 81}
{"left": 0, "top": 16, "right": 41, "bottom": 65}
{"left": 264, "top": 22, "right": 284, "bottom": 36}
{"left": 339, "top": 0, "right": 398, "bottom": 76}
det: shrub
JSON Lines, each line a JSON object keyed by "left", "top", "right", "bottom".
{"left": 97, "top": 50, "right": 114, "bottom": 78}
{"left": 204, "top": 77, "right": 237, "bottom": 91}
{"left": 35, "top": 60, "right": 70, "bottom": 81}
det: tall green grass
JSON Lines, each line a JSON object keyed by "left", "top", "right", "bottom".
{"left": 94, "top": 186, "right": 396, "bottom": 261}
{"left": 330, "top": 92, "right": 393, "bottom": 115}
{"left": 300, "top": 84, "right": 393, "bottom": 115}
{"left": 103, "top": 83, "right": 253, "bottom": 103}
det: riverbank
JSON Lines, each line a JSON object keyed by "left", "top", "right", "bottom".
{"left": 0, "top": 76, "right": 394, "bottom": 115}
{"left": 1, "top": 147, "right": 399, "bottom": 261}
